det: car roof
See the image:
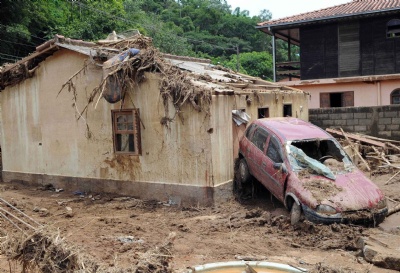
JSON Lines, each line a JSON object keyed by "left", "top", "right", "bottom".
{"left": 253, "top": 117, "right": 331, "bottom": 142}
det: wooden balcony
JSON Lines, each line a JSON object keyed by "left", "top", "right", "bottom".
{"left": 276, "top": 61, "right": 300, "bottom": 80}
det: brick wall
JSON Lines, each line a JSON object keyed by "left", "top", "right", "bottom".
{"left": 309, "top": 105, "right": 400, "bottom": 140}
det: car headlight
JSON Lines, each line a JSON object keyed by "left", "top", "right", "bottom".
{"left": 316, "top": 204, "right": 337, "bottom": 215}
{"left": 376, "top": 198, "right": 387, "bottom": 209}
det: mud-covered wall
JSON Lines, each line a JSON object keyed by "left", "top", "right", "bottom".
{"left": 210, "top": 90, "right": 309, "bottom": 188}
{"left": 309, "top": 105, "right": 400, "bottom": 140}
{"left": 0, "top": 50, "right": 212, "bottom": 199}
{"left": 0, "top": 49, "right": 309, "bottom": 204}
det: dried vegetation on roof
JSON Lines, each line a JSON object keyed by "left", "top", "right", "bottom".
{"left": 59, "top": 35, "right": 211, "bottom": 129}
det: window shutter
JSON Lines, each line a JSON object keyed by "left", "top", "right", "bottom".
{"left": 342, "top": 91, "right": 354, "bottom": 107}
{"left": 320, "top": 93, "right": 330, "bottom": 108}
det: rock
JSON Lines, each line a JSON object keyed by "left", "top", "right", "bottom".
{"left": 357, "top": 232, "right": 400, "bottom": 271}
{"left": 39, "top": 208, "right": 49, "bottom": 217}
{"left": 65, "top": 206, "right": 73, "bottom": 217}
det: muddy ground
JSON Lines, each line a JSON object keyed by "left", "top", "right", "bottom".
{"left": 0, "top": 172, "right": 399, "bottom": 273}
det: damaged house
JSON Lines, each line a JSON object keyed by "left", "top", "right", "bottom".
{"left": 0, "top": 34, "right": 309, "bottom": 205}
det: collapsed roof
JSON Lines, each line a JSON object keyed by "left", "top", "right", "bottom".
{"left": 0, "top": 34, "right": 305, "bottom": 96}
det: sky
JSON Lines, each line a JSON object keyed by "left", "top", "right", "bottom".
{"left": 226, "top": 0, "right": 352, "bottom": 19}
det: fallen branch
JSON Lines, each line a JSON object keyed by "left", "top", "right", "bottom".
{"left": 388, "top": 203, "right": 400, "bottom": 217}
{"left": 384, "top": 170, "right": 400, "bottom": 185}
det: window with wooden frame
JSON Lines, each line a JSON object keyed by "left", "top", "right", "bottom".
{"left": 320, "top": 91, "right": 354, "bottom": 108}
{"left": 391, "top": 89, "right": 400, "bottom": 104}
{"left": 112, "top": 109, "right": 141, "bottom": 155}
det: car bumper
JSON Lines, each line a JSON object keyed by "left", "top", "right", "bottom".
{"left": 301, "top": 204, "right": 388, "bottom": 226}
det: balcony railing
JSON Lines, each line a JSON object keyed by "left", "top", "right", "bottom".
{"left": 276, "top": 61, "right": 300, "bottom": 81}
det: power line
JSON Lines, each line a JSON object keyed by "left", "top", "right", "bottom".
{"left": 0, "top": 38, "right": 36, "bottom": 48}
{"left": 66, "top": 0, "right": 238, "bottom": 52}
{"left": 0, "top": 52, "right": 23, "bottom": 59}
{"left": 0, "top": 56, "right": 18, "bottom": 62}
{"left": 0, "top": 23, "right": 47, "bottom": 42}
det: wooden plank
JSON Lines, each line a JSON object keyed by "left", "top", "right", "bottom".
{"left": 326, "top": 128, "right": 386, "bottom": 148}
{"left": 340, "top": 128, "right": 371, "bottom": 171}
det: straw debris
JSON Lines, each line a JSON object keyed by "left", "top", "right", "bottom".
{"left": 59, "top": 35, "right": 211, "bottom": 128}
{"left": 0, "top": 228, "right": 99, "bottom": 273}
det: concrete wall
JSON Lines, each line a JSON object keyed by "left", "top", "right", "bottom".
{"left": 0, "top": 48, "right": 309, "bottom": 204}
{"left": 309, "top": 105, "right": 400, "bottom": 140}
{"left": 279, "top": 78, "right": 400, "bottom": 109}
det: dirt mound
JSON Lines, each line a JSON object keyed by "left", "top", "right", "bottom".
{"left": 303, "top": 179, "right": 343, "bottom": 202}
{"left": 290, "top": 221, "right": 363, "bottom": 250}
{"left": 309, "top": 263, "right": 361, "bottom": 273}
{"left": 211, "top": 207, "right": 363, "bottom": 252}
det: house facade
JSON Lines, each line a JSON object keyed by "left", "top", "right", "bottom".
{"left": 0, "top": 35, "right": 309, "bottom": 205}
{"left": 257, "top": 0, "right": 400, "bottom": 109}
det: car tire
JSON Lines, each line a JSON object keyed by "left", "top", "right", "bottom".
{"left": 238, "top": 158, "right": 250, "bottom": 184}
{"left": 290, "top": 202, "right": 302, "bottom": 225}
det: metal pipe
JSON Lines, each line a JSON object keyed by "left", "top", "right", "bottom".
{"left": 377, "top": 81, "right": 381, "bottom": 105}
{"left": 272, "top": 33, "right": 276, "bottom": 82}
{"left": 0, "top": 211, "right": 24, "bottom": 233}
{"left": 0, "top": 197, "right": 41, "bottom": 226}
{"left": 0, "top": 206, "right": 37, "bottom": 230}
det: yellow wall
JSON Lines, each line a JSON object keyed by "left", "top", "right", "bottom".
{"left": 1, "top": 49, "right": 309, "bottom": 190}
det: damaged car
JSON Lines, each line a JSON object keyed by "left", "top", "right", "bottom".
{"left": 237, "top": 117, "right": 388, "bottom": 226}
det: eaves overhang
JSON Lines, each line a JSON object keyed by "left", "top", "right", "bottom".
{"left": 257, "top": 8, "right": 400, "bottom": 37}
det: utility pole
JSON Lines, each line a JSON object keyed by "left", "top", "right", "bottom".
{"left": 236, "top": 45, "right": 240, "bottom": 72}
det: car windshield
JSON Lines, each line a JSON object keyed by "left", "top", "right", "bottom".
{"left": 286, "top": 138, "right": 354, "bottom": 179}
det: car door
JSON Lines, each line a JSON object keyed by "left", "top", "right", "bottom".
{"left": 259, "top": 134, "right": 288, "bottom": 201}
{"left": 246, "top": 127, "right": 269, "bottom": 180}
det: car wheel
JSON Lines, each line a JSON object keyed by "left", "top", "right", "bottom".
{"left": 290, "top": 202, "right": 302, "bottom": 225}
{"left": 238, "top": 158, "right": 250, "bottom": 184}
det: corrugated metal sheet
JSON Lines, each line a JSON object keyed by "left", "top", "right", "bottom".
{"left": 55, "top": 43, "right": 98, "bottom": 56}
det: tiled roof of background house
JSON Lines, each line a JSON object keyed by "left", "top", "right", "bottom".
{"left": 258, "top": 0, "right": 400, "bottom": 27}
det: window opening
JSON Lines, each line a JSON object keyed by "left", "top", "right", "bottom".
{"left": 387, "top": 19, "right": 400, "bottom": 38}
{"left": 320, "top": 91, "right": 354, "bottom": 108}
{"left": 391, "top": 89, "right": 400, "bottom": 104}
{"left": 330, "top": 93, "right": 342, "bottom": 107}
{"left": 258, "top": 108, "right": 270, "bottom": 119}
{"left": 283, "top": 104, "right": 292, "bottom": 117}
{"left": 112, "top": 109, "right": 141, "bottom": 155}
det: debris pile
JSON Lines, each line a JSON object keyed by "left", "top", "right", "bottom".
{"left": 59, "top": 35, "right": 212, "bottom": 128}
{"left": 327, "top": 128, "right": 400, "bottom": 178}
{"left": 0, "top": 228, "right": 99, "bottom": 273}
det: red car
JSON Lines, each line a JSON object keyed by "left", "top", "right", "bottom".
{"left": 237, "top": 117, "right": 388, "bottom": 226}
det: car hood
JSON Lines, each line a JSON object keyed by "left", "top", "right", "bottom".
{"left": 294, "top": 169, "right": 384, "bottom": 212}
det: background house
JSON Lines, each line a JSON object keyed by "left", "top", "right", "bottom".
{"left": 257, "top": 0, "right": 400, "bottom": 109}
{"left": 0, "top": 35, "right": 309, "bottom": 205}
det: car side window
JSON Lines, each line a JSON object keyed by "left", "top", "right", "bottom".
{"left": 267, "top": 136, "right": 283, "bottom": 163}
{"left": 250, "top": 128, "right": 269, "bottom": 152}
{"left": 245, "top": 124, "right": 256, "bottom": 139}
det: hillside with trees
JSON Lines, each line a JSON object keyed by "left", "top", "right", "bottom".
{"left": 0, "top": 0, "right": 296, "bottom": 80}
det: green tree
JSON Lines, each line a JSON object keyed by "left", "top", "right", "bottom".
{"left": 222, "top": 51, "right": 273, "bottom": 80}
